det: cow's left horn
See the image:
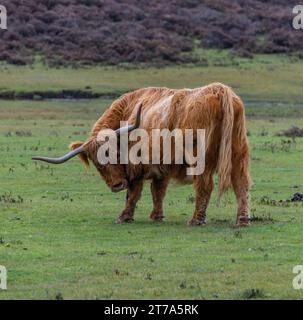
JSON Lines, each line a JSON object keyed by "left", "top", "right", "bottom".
{"left": 32, "top": 145, "right": 85, "bottom": 164}
{"left": 115, "top": 103, "right": 142, "bottom": 137}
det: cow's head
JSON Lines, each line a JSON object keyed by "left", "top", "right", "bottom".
{"left": 32, "top": 104, "right": 142, "bottom": 193}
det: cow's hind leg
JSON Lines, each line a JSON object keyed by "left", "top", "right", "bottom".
{"left": 150, "top": 177, "right": 169, "bottom": 221}
{"left": 188, "top": 172, "right": 214, "bottom": 226}
{"left": 117, "top": 179, "right": 144, "bottom": 223}
{"left": 232, "top": 153, "right": 251, "bottom": 226}
{"left": 232, "top": 99, "right": 251, "bottom": 226}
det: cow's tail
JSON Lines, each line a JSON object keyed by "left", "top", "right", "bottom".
{"left": 216, "top": 84, "right": 235, "bottom": 198}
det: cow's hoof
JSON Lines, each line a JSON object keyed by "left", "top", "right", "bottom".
{"left": 150, "top": 211, "right": 164, "bottom": 222}
{"left": 117, "top": 213, "right": 134, "bottom": 224}
{"left": 236, "top": 216, "right": 250, "bottom": 227}
{"left": 187, "top": 218, "right": 206, "bottom": 226}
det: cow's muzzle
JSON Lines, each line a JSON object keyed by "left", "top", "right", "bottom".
{"left": 111, "top": 181, "right": 128, "bottom": 193}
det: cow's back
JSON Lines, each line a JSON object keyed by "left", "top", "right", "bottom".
{"left": 130, "top": 86, "right": 222, "bottom": 131}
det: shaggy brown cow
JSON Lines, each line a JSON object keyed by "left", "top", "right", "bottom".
{"left": 32, "top": 83, "right": 251, "bottom": 226}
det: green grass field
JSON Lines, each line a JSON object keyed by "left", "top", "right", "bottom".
{"left": 1, "top": 52, "right": 303, "bottom": 102}
{"left": 1, "top": 54, "right": 303, "bottom": 299}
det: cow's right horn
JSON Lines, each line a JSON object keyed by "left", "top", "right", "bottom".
{"left": 32, "top": 145, "right": 85, "bottom": 164}
{"left": 115, "top": 103, "right": 142, "bottom": 137}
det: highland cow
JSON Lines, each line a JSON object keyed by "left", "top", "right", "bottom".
{"left": 32, "top": 83, "right": 251, "bottom": 226}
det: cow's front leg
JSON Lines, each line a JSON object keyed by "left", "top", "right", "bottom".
{"left": 150, "top": 177, "right": 169, "bottom": 221}
{"left": 117, "top": 179, "right": 144, "bottom": 224}
{"left": 188, "top": 173, "right": 214, "bottom": 226}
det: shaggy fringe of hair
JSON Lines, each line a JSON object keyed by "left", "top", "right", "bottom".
{"left": 69, "top": 141, "right": 90, "bottom": 169}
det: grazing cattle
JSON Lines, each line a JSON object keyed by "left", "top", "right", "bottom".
{"left": 32, "top": 83, "right": 251, "bottom": 226}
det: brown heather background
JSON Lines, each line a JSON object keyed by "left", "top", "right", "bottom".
{"left": 0, "top": 0, "right": 302, "bottom": 66}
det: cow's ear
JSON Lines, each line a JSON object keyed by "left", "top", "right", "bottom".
{"left": 69, "top": 141, "right": 89, "bottom": 169}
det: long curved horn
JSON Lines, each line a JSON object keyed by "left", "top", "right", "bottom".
{"left": 32, "top": 145, "right": 84, "bottom": 164}
{"left": 115, "top": 103, "right": 143, "bottom": 137}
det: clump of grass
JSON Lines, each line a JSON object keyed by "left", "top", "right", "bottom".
{"left": 15, "top": 130, "right": 32, "bottom": 137}
{"left": 186, "top": 194, "right": 195, "bottom": 204}
{"left": 291, "top": 193, "right": 303, "bottom": 202}
{"left": 250, "top": 214, "right": 274, "bottom": 223}
{"left": 258, "top": 139, "right": 295, "bottom": 153}
{"left": 211, "top": 218, "right": 230, "bottom": 224}
{"left": 258, "top": 196, "right": 291, "bottom": 207}
{"left": 145, "top": 273, "right": 152, "bottom": 280}
{"left": 258, "top": 127, "right": 268, "bottom": 137}
{"left": 0, "top": 193, "right": 24, "bottom": 204}
{"left": 34, "top": 163, "right": 50, "bottom": 171}
{"left": 242, "top": 288, "right": 265, "bottom": 299}
{"left": 276, "top": 126, "right": 303, "bottom": 138}
{"left": 234, "top": 230, "right": 243, "bottom": 238}
{"left": 5, "top": 130, "right": 33, "bottom": 137}
{"left": 4, "top": 131, "right": 12, "bottom": 137}
{"left": 60, "top": 192, "right": 73, "bottom": 201}
{"left": 55, "top": 293, "right": 64, "bottom": 300}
